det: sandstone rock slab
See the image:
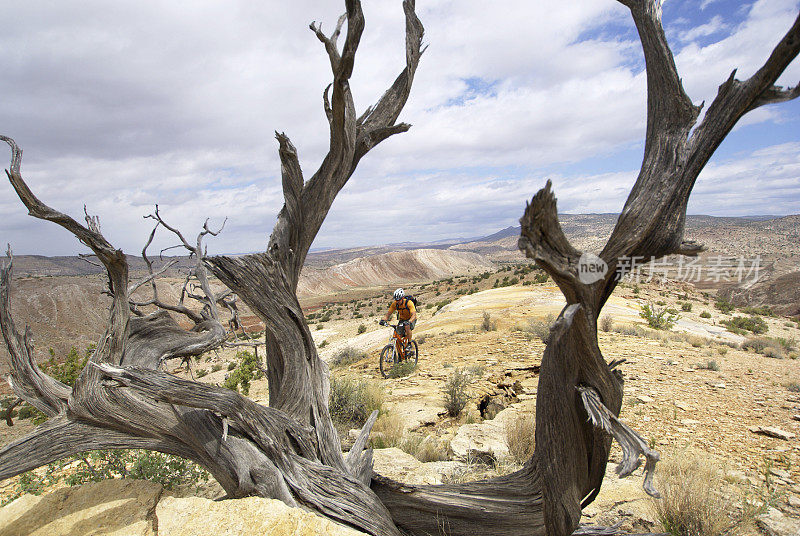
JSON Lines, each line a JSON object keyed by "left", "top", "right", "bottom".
{"left": 156, "top": 495, "right": 367, "bottom": 536}
{"left": 0, "top": 478, "right": 161, "bottom": 536}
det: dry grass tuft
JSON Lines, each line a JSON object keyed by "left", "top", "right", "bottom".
{"left": 652, "top": 450, "right": 733, "bottom": 536}
{"left": 505, "top": 412, "right": 535, "bottom": 463}
{"left": 370, "top": 412, "right": 405, "bottom": 448}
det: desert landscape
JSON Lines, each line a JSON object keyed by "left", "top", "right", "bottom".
{"left": 1, "top": 216, "right": 799, "bottom": 535}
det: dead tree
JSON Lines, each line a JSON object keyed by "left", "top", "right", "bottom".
{"left": 0, "top": 1, "right": 425, "bottom": 535}
{"left": 0, "top": 0, "right": 798, "bottom": 535}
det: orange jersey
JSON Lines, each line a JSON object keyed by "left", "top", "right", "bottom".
{"left": 387, "top": 297, "right": 416, "bottom": 321}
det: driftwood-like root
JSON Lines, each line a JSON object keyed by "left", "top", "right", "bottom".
{"left": 578, "top": 386, "right": 661, "bottom": 498}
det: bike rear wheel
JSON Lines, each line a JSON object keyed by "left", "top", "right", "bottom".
{"left": 406, "top": 340, "right": 419, "bottom": 367}
{"left": 379, "top": 344, "right": 397, "bottom": 378}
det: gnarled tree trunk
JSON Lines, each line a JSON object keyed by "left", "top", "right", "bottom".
{"left": 1, "top": 1, "right": 798, "bottom": 535}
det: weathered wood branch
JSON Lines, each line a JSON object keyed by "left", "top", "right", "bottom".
{"left": 1, "top": 248, "right": 70, "bottom": 416}
{"left": 0, "top": 417, "right": 172, "bottom": 480}
{"left": 578, "top": 386, "right": 660, "bottom": 498}
{"left": 599, "top": 2, "right": 800, "bottom": 305}
{"left": 518, "top": 181, "right": 582, "bottom": 295}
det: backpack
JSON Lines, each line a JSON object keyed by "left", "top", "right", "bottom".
{"left": 395, "top": 295, "right": 419, "bottom": 310}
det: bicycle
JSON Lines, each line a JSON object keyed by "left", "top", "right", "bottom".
{"left": 378, "top": 320, "right": 418, "bottom": 378}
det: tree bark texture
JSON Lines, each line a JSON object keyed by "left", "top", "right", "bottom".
{"left": 1, "top": 1, "right": 799, "bottom": 536}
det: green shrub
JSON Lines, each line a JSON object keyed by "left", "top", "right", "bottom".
{"left": 532, "top": 273, "right": 549, "bottom": 284}
{"left": 443, "top": 368, "right": 471, "bottom": 417}
{"left": 223, "top": 350, "right": 263, "bottom": 396}
{"left": 715, "top": 299, "right": 735, "bottom": 314}
{"left": 695, "top": 360, "right": 719, "bottom": 371}
{"left": 721, "top": 315, "right": 767, "bottom": 335}
{"left": 3, "top": 449, "right": 209, "bottom": 505}
{"left": 741, "top": 306, "right": 774, "bottom": 317}
{"left": 386, "top": 360, "right": 417, "bottom": 378}
{"left": 196, "top": 369, "right": 208, "bottom": 378}
{"left": 680, "top": 302, "right": 693, "bottom": 312}
{"left": 599, "top": 315, "right": 614, "bottom": 332}
{"left": 640, "top": 303, "right": 679, "bottom": 330}
{"left": 319, "top": 339, "right": 328, "bottom": 348}
{"left": 211, "top": 363, "right": 222, "bottom": 373}
{"left": 357, "top": 324, "right": 367, "bottom": 334}
{"left": 227, "top": 361, "right": 236, "bottom": 371}
{"left": 41, "top": 345, "right": 93, "bottom": 387}
{"left": 700, "top": 311, "right": 712, "bottom": 319}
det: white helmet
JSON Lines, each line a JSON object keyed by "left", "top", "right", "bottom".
{"left": 393, "top": 288, "right": 405, "bottom": 300}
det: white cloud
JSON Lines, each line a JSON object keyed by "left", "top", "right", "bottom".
{"left": 0, "top": 0, "right": 797, "bottom": 256}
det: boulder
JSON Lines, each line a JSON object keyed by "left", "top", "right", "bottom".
{"left": 756, "top": 506, "right": 800, "bottom": 536}
{"left": 372, "top": 447, "right": 465, "bottom": 485}
{"left": 156, "top": 495, "right": 367, "bottom": 536}
{"left": 0, "top": 478, "right": 162, "bottom": 536}
{"left": 450, "top": 421, "right": 509, "bottom": 462}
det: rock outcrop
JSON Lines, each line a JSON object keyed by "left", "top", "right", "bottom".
{"left": 0, "top": 479, "right": 368, "bottom": 536}
{"left": 0, "top": 478, "right": 162, "bottom": 536}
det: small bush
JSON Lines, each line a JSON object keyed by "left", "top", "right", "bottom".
{"left": 599, "top": 315, "right": 614, "bottom": 332}
{"left": 481, "top": 311, "right": 497, "bottom": 331}
{"left": 357, "top": 324, "right": 367, "bottom": 334}
{"left": 640, "top": 303, "right": 679, "bottom": 330}
{"left": 715, "top": 299, "right": 735, "bottom": 314}
{"left": 211, "top": 363, "right": 222, "bottom": 372}
{"left": 223, "top": 350, "right": 263, "bottom": 396}
{"left": 505, "top": 413, "right": 535, "bottom": 463}
{"left": 40, "top": 345, "right": 94, "bottom": 388}
{"left": 227, "top": 361, "right": 236, "bottom": 371}
{"left": 679, "top": 302, "right": 692, "bottom": 312}
{"left": 741, "top": 306, "right": 774, "bottom": 317}
{"left": 196, "top": 369, "right": 208, "bottom": 378}
{"left": 742, "top": 337, "right": 774, "bottom": 354}
{"left": 513, "top": 316, "right": 552, "bottom": 342}
{"left": 695, "top": 360, "right": 719, "bottom": 371}
{"left": 700, "top": 311, "right": 712, "bottom": 319}
{"left": 4, "top": 449, "right": 209, "bottom": 505}
{"left": 721, "top": 315, "right": 767, "bottom": 335}
{"left": 331, "top": 347, "right": 368, "bottom": 368}
{"left": 443, "top": 368, "right": 472, "bottom": 417}
{"left": 652, "top": 450, "right": 733, "bottom": 536}
{"left": 386, "top": 360, "right": 417, "bottom": 378}
{"left": 763, "top": 346, "right": 785, "bottom": 359}
{"left": 319, "top": 339, "right": 328, "bottom": 348}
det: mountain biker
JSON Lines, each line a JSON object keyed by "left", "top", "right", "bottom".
{"left": 380, "top": 288, "right": 416, "bottom": 347}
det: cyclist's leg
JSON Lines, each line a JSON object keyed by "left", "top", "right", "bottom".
{"left": 407, "top": 319, "right": 416, "bottom": 340}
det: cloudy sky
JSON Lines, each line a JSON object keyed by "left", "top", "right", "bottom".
{"left": 0, "top": 0, "right": 798, "bottom": 256}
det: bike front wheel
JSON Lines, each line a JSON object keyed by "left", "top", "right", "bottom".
{"left": 379, "top": 344, "right": 397, "bottom": 378}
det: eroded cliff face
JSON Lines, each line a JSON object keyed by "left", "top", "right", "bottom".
{"left": 297, "top": 249, "right": 493, "bottom": 297}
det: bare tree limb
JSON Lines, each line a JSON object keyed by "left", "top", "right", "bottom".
{"left": 0, "top": 247, "right": 70, "bottom": 415}
{"left": 578, "top": 386, "right": 660, "bottom": 498}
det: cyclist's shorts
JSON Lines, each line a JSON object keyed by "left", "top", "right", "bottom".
{"left": 398, "top": 319, "right": 416, "bottom": 331}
